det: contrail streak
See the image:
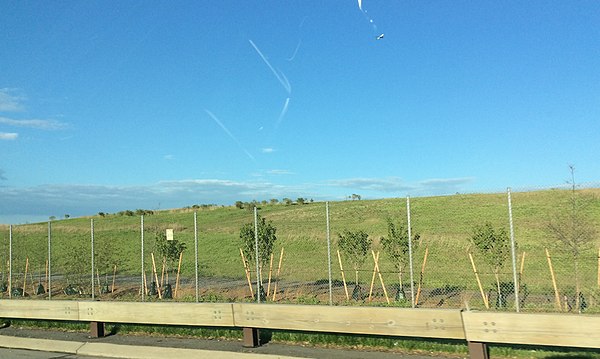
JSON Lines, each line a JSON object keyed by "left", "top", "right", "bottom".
{"left": 205, "top": 109, "right": 255, "bottom": 162}
{"left": 249, "top": 39, "right": 291, "bottom": 94}
{"left": 276, "top": 97, "right": 290, "bottom": 129}
{"left": 286, "top": 40, "right": 302, "bottom": 61}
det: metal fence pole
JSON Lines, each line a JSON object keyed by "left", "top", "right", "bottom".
{"left": 254, "top": 206, "right": 261, "bottom": 303}
{"left": 507, "top": 188, "right": 520, "bottom": 312}
{"left": 141, "top": 215, "right": 145, "bottom": 302}
{"left": 91, "top": 219, "right": 95, "bottom": 300}
{"left": 194, "top": 211, "right": 199, "bottom": 303}
{"left": 326, "top": 202, "right": 333, "bottom": 306}
{"left": 8, "top": 224, "right": 12, "bottom": 299}
{"left": 407, "top": 196, "right": 415, "bottom": 308}
{"left": 48, "top": 221, "right": 52, "bottom": 300}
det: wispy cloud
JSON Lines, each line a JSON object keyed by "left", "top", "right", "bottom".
{"left": 267, "top": 169, "right": 294, "bottom": 175}
{"left": 0, "top": 88, "right": 25, "bottom": 112}
{"left": 262, "top": 148, "right": 275, "bottom": 153}
{"left": 328, "top": 177, "right": 414, "bottom": 192}
{"left": 0, "top": 117, "right": 68, "bottom": 130}
{"left": 205, "top": 109, "right": 255, "bottom": 162}
{"left": 249, "top": 39, "right": 291, "bottom": 94}
{"left": 0, "top": 132, "right": 18, "bottom": 140}
{"left": 327, "top": 177, "right": 474, "bottom": 196}
{"left": 163, "top": 154, "right": 175, "bottom": 160}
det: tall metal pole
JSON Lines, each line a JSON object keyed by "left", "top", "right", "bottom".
{"left": 507, "top": 188, "right": 520, "bottom": 312}
{"left": 141, "top": 215, "right": 145, "bottom": 302}
{"left": 8, "top": 225, "right": 12, "bottom": 299}
{"left": 48, "top": 221, "right": 52, "bottom": 300}
{"left": 406, "top": 196, "right": 415, "bottom": 308}
{"left": 254, "top": 206, "right": 261, "bottom": 303}
{"left": 326, "top": 202, "right": 333, "bottom": 306}
{"left": 194, "top": 211, "right": 199, "bottom": 303}
{"left": 91, "top": 219, "right": 95, "bottom": 300}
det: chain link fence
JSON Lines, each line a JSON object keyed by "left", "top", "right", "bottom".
{"left": 1, "top": 185, "right": 599, "bottom": 314}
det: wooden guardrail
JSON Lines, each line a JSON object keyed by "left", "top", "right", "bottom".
{"left": 1, "top": 300, "right": 599, "bottom": 359}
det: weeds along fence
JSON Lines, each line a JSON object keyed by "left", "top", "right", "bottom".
{"left": 1, "top": 186, "right": 600, "bottom": 313}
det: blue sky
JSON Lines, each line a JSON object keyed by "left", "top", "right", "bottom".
{"left": 1, "top": 1, "right": 599, "bottom": 224}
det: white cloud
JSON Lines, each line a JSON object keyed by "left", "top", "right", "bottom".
{"left": 0, "top": 88, "right": 25, "bottom": 112}
{"left": 163, "top": 154, "right": 175, "bottom": 160}
{"left": 0, "top": 176, "right": 476, "bottom": 224}
{"left": 0, "top": 117, "right": 68, "bottom": 130}
{"left": 0, "top": 132, "right": 18, "bottom": 140}
{"left": 262, "top": 148, "right": 275, "bottom": 153}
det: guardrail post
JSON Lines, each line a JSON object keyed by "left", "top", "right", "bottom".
{"left": 468, "top": 341, "right": 489, "bottom": 359}
{"left": 89, "top": 321, "right": 105, "bottom": 338}
{"left": 243, "top": 327, "right": 260, "bottom": 347}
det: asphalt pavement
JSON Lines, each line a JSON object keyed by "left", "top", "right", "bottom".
{"left": 0, "top": 325, "right": 451, "bottom": 359}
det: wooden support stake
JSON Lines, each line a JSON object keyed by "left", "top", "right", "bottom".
{"left": 372, "top": 251, "right": 390, "bottom": 304}
{"left": 337, "top": 249, "right": 349, "bottom": 301}
{"left": 469, "top": 252, "right": 489, "bottom": 309}
{"left": 175, "top": 251, "right": 183, "bottom": 298}
{"left": 266, "top": 252, "right": 274, "bottom": 298}
{"left": 23, "top": 257, "right": 29, "bottom": 295}
{"left": 240, "top": 249, "right": 254, "bottom": 299}
{"left": 415, "top": 246, "right": 429, "bottom": 306}
{"left": 368, "top": 252, "right": 378, "bottom": 302}
{"left": 597, "top": 248, "right": 600, "bottom": 289}
{"left": 545, "top": 248, "right": 561, "bottom": 310}
{"left": 111, "top": 265, "right": 117, "bottom": 293}
{"left": 272, "top": 247, "right": 284, "bottom": 301}
{"left": 160, "top": 257, "right": 166, "bottom": 288}
{"left": 151, "top": 253, "right": 162, "bottom": 299}
{"left": 29, "top": 267, "right": 35, "bottom": 293}
{"left": 519, "top": 252, "right": 526, "bottom": 278}
{"left": 143, "top": 271, "right": 148, "bottom": 295}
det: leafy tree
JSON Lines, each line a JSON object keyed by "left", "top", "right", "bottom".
{"left": 351, "top": 194, "right": 361, "bottom": 201}
{"left": 240, "top": 215, "right": 278, "bottom": 285}
{"left": 155, "top": 231, "right": 186, "bottom": 266}
{"left": 470, "top": 222, "right": 510, "bottom": 304}
{"left": 283, "top": 198, "right": 292, "bottom": 206}
{"left": 547, "top": 165, "right": 596, "bottom": 311}
{"left": 338, "top": 230, "right": 372, "bottom": 288}
{"left": 154, "top": 230, "right": 186, "bottom": 296}
{"left": 64, "top": 214, "right": 70, "bottom": 219}
{"left": 381, "top": 219, "right": 420, "bottom": 299}
{"left": 235, "top": 201, "right": 244, "bottom": 209}
{"left": 297, "top": 197, "right": 305, "bottom": 205}
{"left": 270, "top": 198, "right": 279, "bottom": 205}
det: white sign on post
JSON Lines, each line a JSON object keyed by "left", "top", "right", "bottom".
{"left": 166, "top": 228, "right": 174, "bottom": 241}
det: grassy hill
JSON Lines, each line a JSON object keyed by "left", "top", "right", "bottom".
{"left": 1, "top": 188, "right": 599, "bottom": 310}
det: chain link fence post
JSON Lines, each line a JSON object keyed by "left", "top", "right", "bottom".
{"left": 407, "top": 196, "right": 415, "bottom": 308}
